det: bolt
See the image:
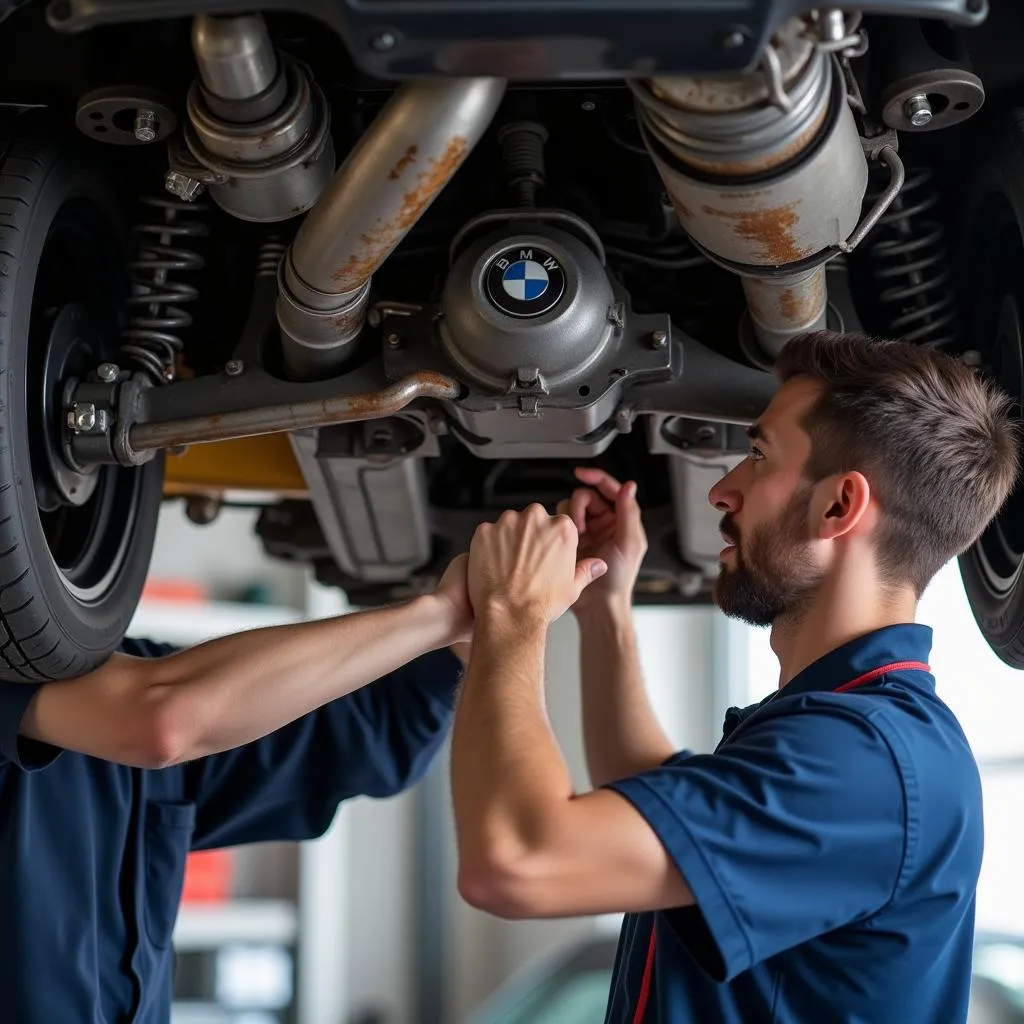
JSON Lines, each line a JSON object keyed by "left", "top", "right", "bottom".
{"left": 370, "top": 29, "right": 397, "bottom": 51}
{"left": 386, "top": 333, "right": 402, "bottom": 349}
{"left": 134, "top": 109, "right": 160, "bottom": 143}
{"left": 718, "top": 26, "right": 749, "bottom": 50}
{"left": 96, "top": 362, "right": 119, "bottom": 383}
{"left": 225, "top": 359, "right": 244, "bottom": 377}
{"left": 581, "top": 100, "right": 596, "bottom": 112}
{"left": 164, "top": 170, "right": 205, "bottom": 202}
{"left": 904, "top": 94, "right": 934, "bottom": 128}
{"left": 651, "top": 329, "right": 668, "bottom": 349}
{"left": 69, "top": 402, "right": 96, "bottom": 432}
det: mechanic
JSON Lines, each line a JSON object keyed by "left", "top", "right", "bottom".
{"left": 450, "top": 330, "right": 1020, "bottom": 1024}
{"left": 0, "top": 556, "right": 472, "bottom": 1023}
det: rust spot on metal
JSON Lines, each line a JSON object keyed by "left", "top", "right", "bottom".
{"left": 777, "top": 277, "right": 824, "bottom": 326}
{"left": 388, "top": 144, "right": 419, "bottom": 180}
{"left": 330, "top": 305, "right": 365, "bottom": 335}
{"left": 701, "top": 202, "right": 809, "bottom": 264}
{"left": 413, "top": 369, "right": 459, "bottom": 391}
{"left": 744, "top": 271, "right": 826, "bottom": 332}
{"left": 332, "top": 136, "right": 469, "bottom": 291}
{"left": 669, "top": 195, "right": 694, "bottom": 221}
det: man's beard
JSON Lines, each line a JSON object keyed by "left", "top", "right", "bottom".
{"left": 713, "top": 485, "right": 824, "bottom": 628}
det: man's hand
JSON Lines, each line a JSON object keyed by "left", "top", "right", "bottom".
{"left": 468, "top": 505, "right": 607, "bottom": 630}
{"left": 435, "top": 553, "right": 473, "bottom": 644}
{"left": 557, "top": 468, "right": 648, "bottom": 613}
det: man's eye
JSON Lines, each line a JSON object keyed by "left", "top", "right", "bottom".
{"left": 748, "top": 445, "right": 765, "bottom": 462}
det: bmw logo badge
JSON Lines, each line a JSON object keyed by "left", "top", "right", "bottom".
{"left": 485, "top": 245, "right": 566, "bottom": 318}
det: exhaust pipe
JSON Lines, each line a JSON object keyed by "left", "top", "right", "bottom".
{"left": 277, "top": 78, "right": 507, "bottom": 379}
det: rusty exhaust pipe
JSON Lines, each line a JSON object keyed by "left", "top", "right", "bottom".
{"left": 277, "top": 77, "right": 507, "bottom": 379}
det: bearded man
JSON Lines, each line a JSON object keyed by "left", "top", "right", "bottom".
{"left": 448, "top": 330, "right": 1020, "bottom": 1024}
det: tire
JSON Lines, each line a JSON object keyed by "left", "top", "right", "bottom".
{"left": 0, "top": 129, "right": 163, "bottom": 682}
{"left": 957, "top": 112, "right": 1024, "bottom": 668}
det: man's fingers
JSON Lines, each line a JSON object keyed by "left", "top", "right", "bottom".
{"left": 568, "top": 487, "right": 610, "bottom": 531}
{"left": 570, "top": 488, "right": 589, "bottom": 531}
{"left": 573, "top": 557, "right": 608, "bottom": 598}
{"left": 574, "top": 467, "right": 623, "bottom": 503}
{"left": 616, "top": 480, "right": 641, "bottom": 524}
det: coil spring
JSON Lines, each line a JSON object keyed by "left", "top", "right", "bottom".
{"left": 256, "top": 237, "right": 287, "bottom": 278}
{"left": 866, "top": 166, "right": 958, "bottom": 348}
{"left": 498, "top": 121, "right": 548, "bottom": 207}
{"left": 119, "top": 196, "right": 209, "bottom": 384}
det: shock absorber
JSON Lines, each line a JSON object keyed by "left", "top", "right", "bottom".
{"left": 119, "top": 196, "right": 208, "bottom": 384}
{"left": 865, "top": 166, "right": 958, "bottom": 347}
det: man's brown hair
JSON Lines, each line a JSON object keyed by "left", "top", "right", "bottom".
{"left": 774, "top": 331, "right": 1021, "bottom": 596}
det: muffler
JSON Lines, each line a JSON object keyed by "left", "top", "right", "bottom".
{"left": 277, "top": 78, "right": 507, "bottom": 380}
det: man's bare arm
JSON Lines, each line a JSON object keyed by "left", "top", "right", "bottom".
{"left": 21, "top": 559, "right": 470, "bottom": 768}
{"left": 564, "top": 469, "right": 675, "bottom": 786}
{"left": 576, "top": 599, "right": 675, "bottom": 786}
{"left": 451, "top": 513, "right": 692, "bottom": 919}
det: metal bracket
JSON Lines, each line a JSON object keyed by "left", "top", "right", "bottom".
{"left": 839, "top": 138, "right": 905, "bottom": 253}
{"left": 63, "top": 370, "right": 159, "bottom": 469}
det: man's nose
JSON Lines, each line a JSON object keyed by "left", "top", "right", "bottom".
{"left": 708, "top": 466, "right": 741, "bottom": 513}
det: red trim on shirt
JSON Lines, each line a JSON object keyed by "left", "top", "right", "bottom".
{"left": 632, "top": 924, "right": 658, "bottom": 1024}
{"left": 832, "top": 661, "right": 931, "bottom": 693}
{"left": 628, "top": 658, "right": 931, "bottom": 1022}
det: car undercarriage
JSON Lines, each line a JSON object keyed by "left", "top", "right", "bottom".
{"left": 0, "top": 0, "right": 1021, "bottom": 680}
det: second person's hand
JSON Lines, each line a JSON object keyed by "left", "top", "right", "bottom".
{"left": 468, "top": 504, "right": 607, "bottom": 633}
{"left": 557, "top": 467, "right": 648, "bottom": 613}
{"left": 434, "top": 553, "right": 474, "bottom": 645}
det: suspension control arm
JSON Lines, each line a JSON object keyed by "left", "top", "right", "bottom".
{"left": 64, "top": 365, "right": 460, "bottom": 466}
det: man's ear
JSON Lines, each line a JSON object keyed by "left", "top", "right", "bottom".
{"left": 815, "top": 471, "right": 873, "bottom": 541}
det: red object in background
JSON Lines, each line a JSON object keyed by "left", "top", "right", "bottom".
{"left": 181, "top": 849, "right": 234, "bottom": 903}
{"left": 142, "top": 578, "right": 209, "bottom": 603}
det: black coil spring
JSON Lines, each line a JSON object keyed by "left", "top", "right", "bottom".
{"left": 256, "top": 237, "right": 287, "bottom": 278}
{"left": 866, "top": 166, "right": 958, "bottom": 348}
{"left": 119, "top": 196, "right": 209, "bottom": 384}
{"left": 498, "top": 121, "right": 549, "bottom": 207}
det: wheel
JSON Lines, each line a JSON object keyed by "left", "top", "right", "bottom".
{"left": 0, "top": 129, "right": 163, "bottom": 682}
{"left": 957, "top": 112, "right": 1024, "bottom": 668}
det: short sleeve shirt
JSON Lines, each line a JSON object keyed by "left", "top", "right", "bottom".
{"left": 604, "top": 624, "right": 982, "bottom": 1024}
{"left": 0, "top": 638, "right": 462, "bottom": 1024}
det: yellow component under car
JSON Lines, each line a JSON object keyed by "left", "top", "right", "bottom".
{"left": 162, "top": 434, "right": 309, "bottom": 498}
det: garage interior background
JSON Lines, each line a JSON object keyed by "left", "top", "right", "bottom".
{"left": 137, "top": 498, "right": 1024, "bottom": 1024}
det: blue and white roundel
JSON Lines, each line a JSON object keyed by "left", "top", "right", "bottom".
{"left": 502, "top": 259, "right": 549, "bottom": 302}
{"left": 485, "top": 244, "right": 566, "bottom": 318}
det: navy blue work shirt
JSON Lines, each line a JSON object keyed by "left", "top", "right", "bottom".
{"left": 605, "top": 624, "right": 982, "bottom": 1024}
{"left": 0, "top": 637, "right": 462, "bottom": 1024}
